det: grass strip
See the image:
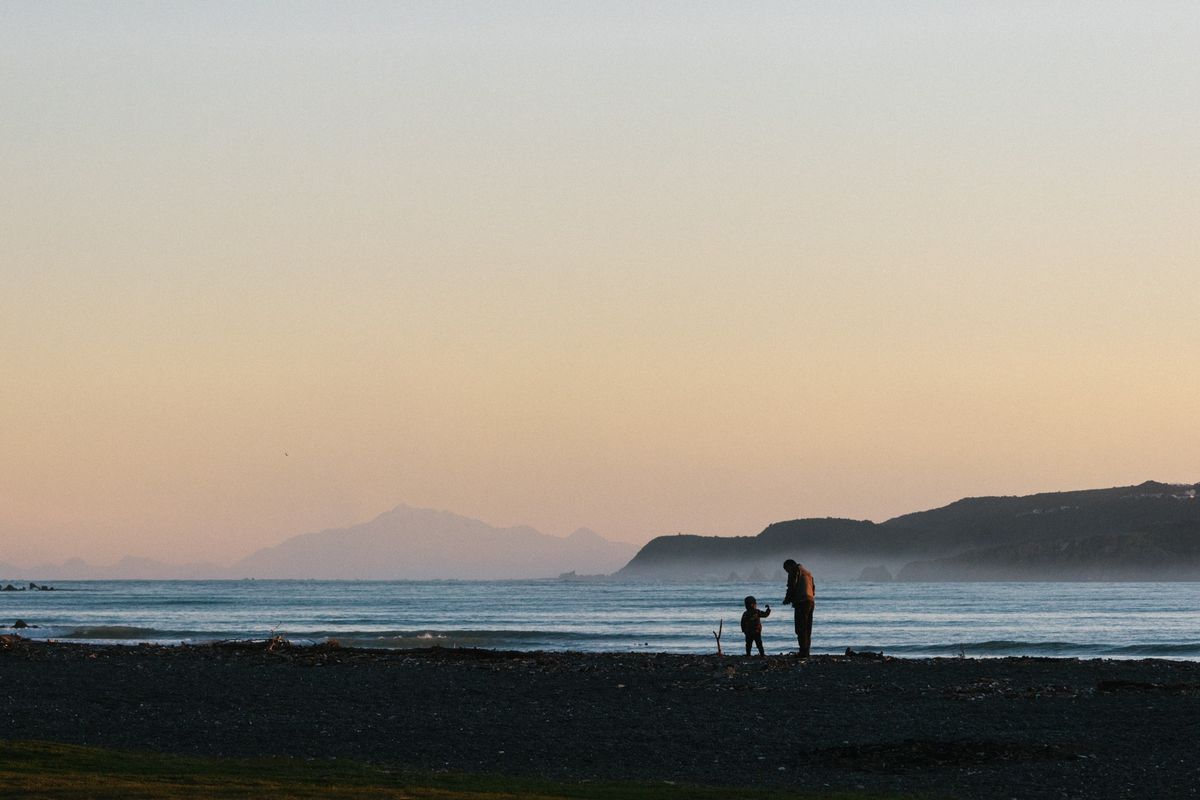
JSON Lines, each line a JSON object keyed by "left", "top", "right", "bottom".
{"left": 0, "top": 740, "right": 910, "bottom": 800}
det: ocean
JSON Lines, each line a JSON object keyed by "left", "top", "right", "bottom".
{"left": 3, "top": 579, "right": 1199, "bottom": 659}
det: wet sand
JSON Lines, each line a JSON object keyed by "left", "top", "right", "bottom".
{"left": 1, "top": 637, "right": 1198, "bottom": 799}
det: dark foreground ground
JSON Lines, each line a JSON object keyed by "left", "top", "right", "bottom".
{"left": 2, "top": 637, "right": 1198, "bottom": 799}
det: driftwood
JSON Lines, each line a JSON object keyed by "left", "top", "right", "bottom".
{"left": 712, "top": 619, "right": 723, "bottom": 655}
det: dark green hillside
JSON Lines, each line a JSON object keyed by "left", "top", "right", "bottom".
{"left": 618, "top": 518, "right": 934, "bottom": 579}
{"left": 755, "top": 518, "right": 938, "bottom": 556}
{"left": 898, "top": 520, "right": 1200, "bottom": 581}
{"left": 616, "top": 481, "right": 1200, "bottom": 580}
{"left": 881, "top": 481, "right": 1200, "bottom": 552}
{"left": 620, "top": 533, "right": 755, "bottom": 567}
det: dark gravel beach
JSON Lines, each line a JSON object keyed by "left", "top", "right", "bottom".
{"left": 1, "top": 636, "right": 1198, "bottom": 799}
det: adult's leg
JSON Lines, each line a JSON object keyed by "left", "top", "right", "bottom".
{"left": 798, "top": 601, "right": 814, "bottom": 658}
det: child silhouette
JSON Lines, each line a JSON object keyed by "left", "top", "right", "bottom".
{"left": 740, "top": 595, "right": 771, "bottom": 657}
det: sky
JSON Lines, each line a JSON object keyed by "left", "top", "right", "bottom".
{"left": 2, "top": 2, "right": 1198, "bottom": 567}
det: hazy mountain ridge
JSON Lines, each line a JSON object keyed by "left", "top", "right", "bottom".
{"left": 1, "top": 505, "right": 635, "bottom": 581}
{"left": 230, "top": 505, "right": 634, "bottom": 579}
{"left": 618, "top": 481, "right": 1200, "bottom": 581}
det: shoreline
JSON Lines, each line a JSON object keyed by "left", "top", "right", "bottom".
{"left": 7, "top": 630, "right": 1200, "bottom": 661}
{"left": 3, "top": 637, "right": 1199, "bottom": 798}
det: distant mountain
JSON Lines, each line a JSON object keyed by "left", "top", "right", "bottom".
{"left": 1, "top": 506, "right": 632, "bottom": 581}
{"left": 231, "top": 505, "right": 636, "bottom": 580}
{"left": 616, "top": 481, "right": 1200, "bottom": 581}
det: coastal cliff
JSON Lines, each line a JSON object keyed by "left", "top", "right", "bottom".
{"left": 617, "top": 481, "right": 1200, "bottom": 581}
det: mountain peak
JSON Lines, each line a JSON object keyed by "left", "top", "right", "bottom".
{"left": 233, "top": 507, "right": 634, "bottom": 579}
{"left": 567, "top": 527, "right": 603, "bottom": 541}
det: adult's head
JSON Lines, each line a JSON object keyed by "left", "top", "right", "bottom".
{"left": 783, "top": 559, "right": 797, "bottom": 573}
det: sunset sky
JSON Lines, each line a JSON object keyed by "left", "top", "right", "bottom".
{"left": 3, "top": 2, "right": 1198, "bottom": 566}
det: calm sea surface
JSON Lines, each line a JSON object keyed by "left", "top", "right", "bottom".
{"left": 3, "top": 580, "right": 1199, "bottom": 659}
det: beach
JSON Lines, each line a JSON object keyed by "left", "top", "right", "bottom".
{"left": 1, "top": 637, "right": 1197, "bottom": 799}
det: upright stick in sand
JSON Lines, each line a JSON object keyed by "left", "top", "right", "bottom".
{"left": 713, "top": 619, "right": 723, "bottom": 655}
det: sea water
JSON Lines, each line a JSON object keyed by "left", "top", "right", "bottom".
{"left": 2, "top": 579, "right": 1199, "bottom": 659}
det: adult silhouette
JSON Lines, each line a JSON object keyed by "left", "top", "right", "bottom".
{"left": 782, "top": 559, "right": 815, "bottom": 658}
